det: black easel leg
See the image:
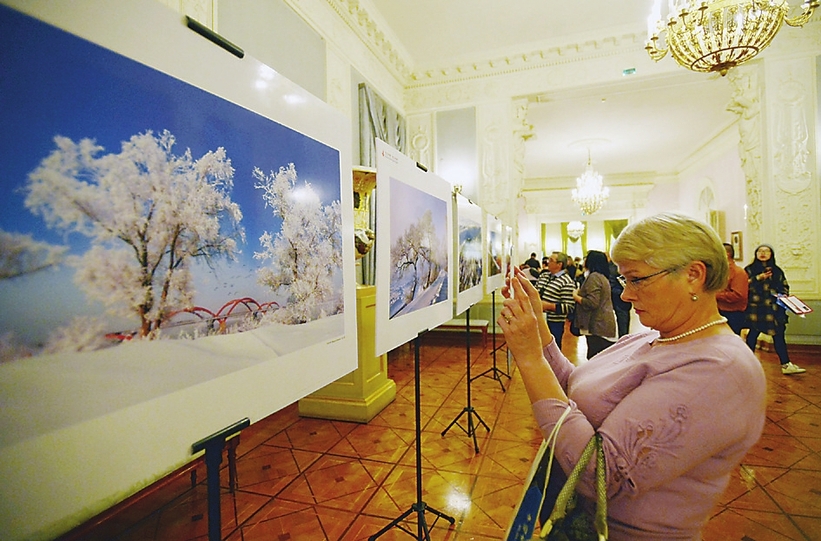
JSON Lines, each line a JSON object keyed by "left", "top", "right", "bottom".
{"left": 370, "top": 335, "right": 455, "bottom": 540}
{"left": 472, "top": 291, "right": 510, "bottom": 391}
{"left": 203, "top": 446, "right": 222, "bottom": 541}
{"left": 441, "top": 308, "right": 490, "bottom": 453}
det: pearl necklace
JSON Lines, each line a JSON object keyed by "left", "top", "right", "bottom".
{"left": 655, "top": 317, "right": 728, "bottom": 343}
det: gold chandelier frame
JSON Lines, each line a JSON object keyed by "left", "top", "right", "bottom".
{"left": 646, "top": 0, "right": 818, "bottom": 75}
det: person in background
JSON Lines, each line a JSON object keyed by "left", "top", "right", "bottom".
{"left": 573, "top": 256, "right": 585, "bottom": 288}
{"left": 566, "top": 257, "right": 578, "bottom": 286}
{"left": 535, "top": 251, "right": 576, "bottom": 350}
{"left": 716, "top": 242, "right": 748, "bottom": 335}
{"left": 497, "top": 212, "right": 766, "bottom": 541}
{"left": 744, "top": 244, "right": 806, "bottom": 375}
{"left": 539, "top": 256, "right": 550, "bottom": 277}
{"left": 522, "top": 251, "right": 541, "bottom": 282}
{"left": 572, "top": 250, "right": 617, "bottom": 358}
{"left": 608, "top": 254, "right": 632, "bottom": 336}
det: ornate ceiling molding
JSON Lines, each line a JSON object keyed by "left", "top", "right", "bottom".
{"left": 324, "top": 0, "right": 413, "bottom": 83}
{"left": 408, "top": 33, "right": 646, "bottom": 88}
{"left": 321, "top": 0, "right": 650, "bottom": 93}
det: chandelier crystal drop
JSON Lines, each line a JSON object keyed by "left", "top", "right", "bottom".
{"left": 572, "top": 154, "right": 609, "bottom": 216}
{"left": 645, "top": 0, "right": 818, "bottom": 76}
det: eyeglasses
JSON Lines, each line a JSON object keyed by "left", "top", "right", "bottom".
{"left": 617, "top": 268, "right": 677, "bottom": 290}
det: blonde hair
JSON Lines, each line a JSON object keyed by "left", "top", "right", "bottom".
{"left": 610, "top": 212, "right": 728, "bottom": 292}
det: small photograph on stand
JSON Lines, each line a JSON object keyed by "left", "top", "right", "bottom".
{"left": 387, "top": 178, "right": 449, "bottom": 319}
{"left": 485, "top": 213, "right": 504, "bottom": 293}
{"left": 455, "top": 194, "right": 484, "bottom": 314}
{"left": 375, "top": 140, "right": 454, "bottom": 356}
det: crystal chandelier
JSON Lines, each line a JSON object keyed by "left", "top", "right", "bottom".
{"left": 645, "top": 0, "right": 818, "bottom": 76}
{"left": 567, "top": 221, "right": 586, "bottom": 240}
{"left": 572, "top": 152, "right": 609, "bottom": 216}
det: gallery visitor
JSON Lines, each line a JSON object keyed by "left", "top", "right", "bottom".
{"left": 497, "top": 212, "right": 766, "bottom": 540}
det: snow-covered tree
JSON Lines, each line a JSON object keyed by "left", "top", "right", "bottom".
{"left": 389, "top": 209, "right": 445, "bottom": 307}
{"left": 253, "top": 164, "right": 342, "bottom": 324}
{"left": 390, "top": 220, "right": 426, "bottom": 304}
{"left": 43, "top": 316, "right": 109, "bottom": 354}
{"left": 24, "top": 130, "right": 244, "bottom": 337}
{"left": 0, "top": 230, "right": 67, "bottom": 280}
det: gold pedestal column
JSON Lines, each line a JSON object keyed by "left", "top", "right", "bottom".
{"left": 298, "top": 167, "right": 393, "bottom": 421}
{"left": 298, "top": 285, "right": 395, "bottom": 422}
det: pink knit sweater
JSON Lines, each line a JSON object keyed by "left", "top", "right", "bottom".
{"left": 532, "top": 331, "right": 766, "bottom": 540}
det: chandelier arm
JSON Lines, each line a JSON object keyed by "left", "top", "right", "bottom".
{"left": 784, "top": 0, "right": 818, "bottom": 27}
{"left": 645, "top": 36, "right": 669, "bottom": 61}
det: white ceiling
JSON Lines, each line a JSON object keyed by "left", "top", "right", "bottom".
{"left": 368, "top": 0, "right": 738, "bottom": 183}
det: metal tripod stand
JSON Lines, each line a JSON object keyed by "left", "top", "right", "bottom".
{"left": 369, "top": 333, "right": 455, "bottom": 540}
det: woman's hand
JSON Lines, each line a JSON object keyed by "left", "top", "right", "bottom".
{"left": 498, "top": 272, "right": 544, "bottom": 366}
{"left": 498, "top": 271, "right": 568, "bottom": 405}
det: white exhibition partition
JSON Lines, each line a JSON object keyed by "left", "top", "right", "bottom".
{"left": 0, "top": 2, "right": 357, "bottom": 540}
{"left": 454, "top": 194, "right": 485, "bottom": 315}
{"left": 374, "top": 139, "right": 455, "bottom": 356}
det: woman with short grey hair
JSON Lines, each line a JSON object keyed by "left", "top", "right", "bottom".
{"left": 498, "top": 212, "right": 765, "bottom": 541}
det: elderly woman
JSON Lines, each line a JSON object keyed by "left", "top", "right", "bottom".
{"left": 499, "top": 213, "right": 766, "bottom": 541}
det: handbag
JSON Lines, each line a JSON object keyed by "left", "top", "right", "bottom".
{"left": 568, "top": 309, "right": 581, "bottom": 337}
{"left": 506, "top": 405, "right": 607, "bottom": 541}
{"left": 540, "top": 433, "right": 607, "bottom": 541}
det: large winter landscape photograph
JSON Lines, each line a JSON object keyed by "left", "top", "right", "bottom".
{"left": 388, "top": 177, "right": 449, "bottom": 319}
{"left": 0, "top": 8, "right": 345, "bottom": 363}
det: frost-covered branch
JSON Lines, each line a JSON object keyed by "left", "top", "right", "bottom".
{"left": 253, "top": 164, "right": 342, "bottom": 324}
{"left": 0, "top": 230, "right": 67, "bottom": 280}
{"left": 24, "top": 130, "right": 245, "bottom": 337}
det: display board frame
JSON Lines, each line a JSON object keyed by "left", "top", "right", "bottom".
{"left": 484, "top": 212, "right": 505, "bottom": 293}
{"left": 454, "top": 193, "right": 485, "bottom": 315}
{"left": 374, "top": 139, "right": 454, "bottom": 356}
{"left": 0, "top": 2, "right": 357, "bottom": 539}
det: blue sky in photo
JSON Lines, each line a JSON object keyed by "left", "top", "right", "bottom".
{"left": 0, "top": 6, "right": 342, "bottom": 343}
{"left": 388, "top": 177, "right": 448, "bottom": 247}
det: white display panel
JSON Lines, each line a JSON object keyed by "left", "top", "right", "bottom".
{"left": 485, "top": 212, "right": 505, "bottom": 293}
{"left": 0, "top": 2, "right": 357, "bottom": 540}
{"left": 454, "top": 194, "right": 485, "bottom": 315}
{"left": 374, "top": 139, "right": 454, "bottom": 356}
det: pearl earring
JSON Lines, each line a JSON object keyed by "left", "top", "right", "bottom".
{"left": 691, "top": 294, "right": 699, "bottom": 301}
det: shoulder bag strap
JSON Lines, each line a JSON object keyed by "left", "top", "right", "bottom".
{"left": 541, "top": 433, "right": 608, "bottom": 540}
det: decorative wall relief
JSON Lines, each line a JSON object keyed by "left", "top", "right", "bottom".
{"left": 407, "top": 113, "right": 434, "bottom": 170}
{"left": 773, "top": 79, "right": 811, "bottom": 195}
{"left": 478, "top": 101, "right": 512, "bottom": 220}
{"left": 765, "top": 56, "right": 819, "bottom": 295}
{"left": 727, "top": 65, "right": 763, "bottom": 241}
